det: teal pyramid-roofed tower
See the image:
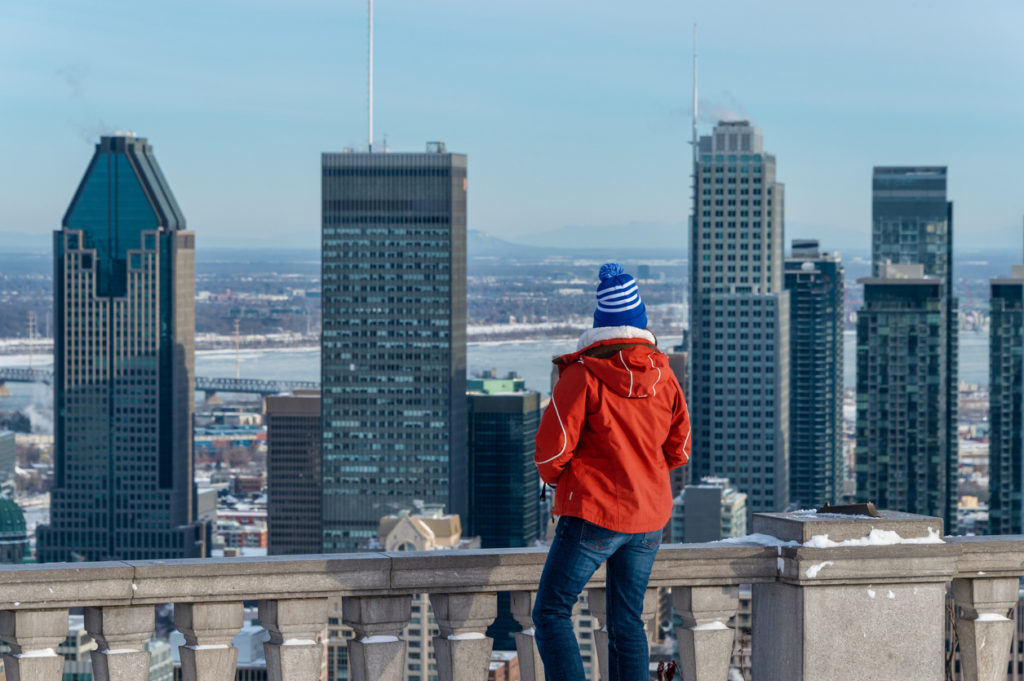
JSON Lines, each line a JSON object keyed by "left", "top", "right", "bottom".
{"left": 37, "top": 135, "right": 203, "bottom": 562}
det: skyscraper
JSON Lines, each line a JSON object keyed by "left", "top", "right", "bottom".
{"left": 266, "top": 391, "right": 322, "bottom": 555}
{"left": 855, "top": 264, "right": 951, "bottom": 524}
{"left": 665, "top": 343, "right": 691, "bottom": 499}
{"left": 321, "top": 143, "right": 467, "bottom": 552}
{"left": 784, "top": 239, "right": 844, "bottom": 509}
{"left": 38, "top": 135, "right": 202, "bottom": 562}
{"left": 466, "top": 373, "right": 541, "bottom": 549}
{"left": 867, "top": 167, "right": 957, "bottom": 530}
{"left": 689, "top": 120, "right": 790, "bottom": 517}
{"left": 987, "top": 266, "right": 1024, "bottom": 535}
{"left": 466, "top": 370, "right": 543, "bottom": 653}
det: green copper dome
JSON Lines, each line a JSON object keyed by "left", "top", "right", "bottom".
{"left": 0, "top": 496, "right": 26, "bottom": 535}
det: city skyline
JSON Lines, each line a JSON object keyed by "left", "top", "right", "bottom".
{"left": 3, "top": 1, "right": 1023, "bottom": 253}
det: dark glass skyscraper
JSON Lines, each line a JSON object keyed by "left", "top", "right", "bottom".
{"left": 866, "top": 167, "right": 957, "bottom": 530}
{"left": 988, "top": 267, "right": 1024, "bottom": 535}
{"left": 689, "top": 121, "right": 790, "bottom": 518}
{"left": 855, "top": 264, "right": 950, "bottom": 524}
{"left": 266, "top": 391, "right": 323, "bottom": 555}
{"left": 38, "top": 135, "right": 202, "bottom": 562}
{"left": 466, "top": 375, "right": 541, "bottom": 549}
{"left": 784, "top": 239, "right": 844, "bottom": 509}
{"left": 321, "top": 145, "right": 467, "bottom": 552}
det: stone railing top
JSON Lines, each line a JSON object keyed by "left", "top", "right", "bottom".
{"left": 946, "top": 535, "right": 1024, "bottom": 579}
{"left": 0, "top": 544, "right": 783, "bottom": 610}
{"left": 0, "top": 526, "right": 1021, "bottom": 611}
{"left": 752, "top": 510, "right": 943, "bottom": 543}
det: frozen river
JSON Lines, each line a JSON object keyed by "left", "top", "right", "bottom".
{"left": 0, "top": 330, "right": 990, "bottom": 428}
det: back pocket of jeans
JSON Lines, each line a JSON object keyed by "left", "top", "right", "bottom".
{"left": 580, "top": 520, "right": 617, "bottom": 551}
{"left": 641, "top": 528, "right": 663, "bottom": 549}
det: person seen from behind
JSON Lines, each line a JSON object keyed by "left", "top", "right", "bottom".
{"left": 533, "top": 262, "right": 691, "bottom": 680}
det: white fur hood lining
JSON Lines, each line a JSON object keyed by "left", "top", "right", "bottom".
{"left": 576, "top": 326, "right": 656, "bottom": 351}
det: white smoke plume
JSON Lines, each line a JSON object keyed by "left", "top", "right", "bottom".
{"left": 699, "top": 92, "right": 750, "bottom": 125}
{"left": 24, "top": 382, "right": 53, "bottom": 435}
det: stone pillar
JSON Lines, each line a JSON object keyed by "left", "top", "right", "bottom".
{"left": 0, "top": 609, "right": 68, "bottom": 681}
{"left": 84, "top": 606, "right": 155, "bottom": 681}
{"left": 750, "top": 510, "right": 959, "bottom": 681}
{"left": 588, "top": 587, "right": 659, "bottom": 681}
{"left": 510, "top": 591, "right": 544, "bottom": 681}
{"left": 174, "top": 602, "right": 242, "bottom": 681}
{"left": 342, "top": 595, "right": 412, "bottom": 681}
{"left": 258, "top": 598, "right": 328, "bottom": 681}
{"left": 429, "top": 593, "right": 496, "bottom": 681}
{"left": 951, "top": 577, "right": 1018, "bottom": 681}
{"left": 672, "top": 586, "right": 738, "bottom": 681}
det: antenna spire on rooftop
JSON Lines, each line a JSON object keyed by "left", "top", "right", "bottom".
{"left": 692, "top": 23, "right": 698, "bottom": 166}
{"left": 368, "top": 0, "right": 374, "bottom": 153}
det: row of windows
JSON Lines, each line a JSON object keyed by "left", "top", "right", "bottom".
{"left": 322, "top": 199, "right": 451, "bottom": 212}
{"left": 323, "top": 215, "right": 452, "bottom": 225}
{"left": 322, "top": 167, "right": 452, "bottom": 177}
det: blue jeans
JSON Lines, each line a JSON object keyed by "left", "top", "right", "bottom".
{"left": 532, "top": 516, "right": 662, "bottom": 681}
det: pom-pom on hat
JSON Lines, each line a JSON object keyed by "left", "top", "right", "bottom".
{"left": 593, "top": 262, "right": 648, "bottom": 329}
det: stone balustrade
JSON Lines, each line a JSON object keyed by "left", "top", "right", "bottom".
{"left": 0, "top": 512, "right": 1020, "bottom": 681}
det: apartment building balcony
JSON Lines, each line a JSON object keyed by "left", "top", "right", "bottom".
{"left": 0, "top": 509, "right": 1018, "bottom": 681}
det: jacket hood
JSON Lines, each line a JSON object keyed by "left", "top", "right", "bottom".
{"left": 556, "top": 326, "right": 669, "bottom": 399}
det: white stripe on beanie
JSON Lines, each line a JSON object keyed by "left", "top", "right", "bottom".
{"left": 597, "top": 297, "right": 643, "bottom": 312}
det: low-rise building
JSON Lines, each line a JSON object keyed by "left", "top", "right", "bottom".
{"left": 672, "top": 476, "right": 748, "bottom": 543}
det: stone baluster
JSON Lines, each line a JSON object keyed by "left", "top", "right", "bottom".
{"left": 588, "top": 587, "right": 659, "bottom": 681}
{"left": 342, "top": 595, "right": 412, "bottom": 681}
{"left": 84, "top": 606, "right": 155, "bottom": 681}
{"left": 0, "top": 609, "right": 68, "bottom": 681}
{"left": 510, "top": 591, "right": 544, "bottom": 681}
{"left": 174, "top": 602, "right": 242, "bottom": 681}
{"left": 952, "top": 577, "right": 1018, "bottom": 681}
{"left": 673, "top": 585, "right": 739, "bottom": 681}
{"left": 258, "top": 598, "right": 328, "bottom": 681}
{"left": 429, "top": 593, "right": 496, "bottom": 681}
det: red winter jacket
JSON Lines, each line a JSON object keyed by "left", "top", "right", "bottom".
{"left": 534, "top": 327, "right": 691, "bottom": 533}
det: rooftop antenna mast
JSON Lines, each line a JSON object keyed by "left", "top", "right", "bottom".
{"left": 368, "top": 0, "right": 374, "bottom": 152}
{"left": 692, "top": 23, "right": 698, "bottom": 166}
{"left": 685, "top": 24, "right": 698, "bottom": 370}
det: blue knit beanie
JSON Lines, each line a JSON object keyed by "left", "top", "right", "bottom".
{"left": 593, "top": 263, "right": 648, "bottom": 329}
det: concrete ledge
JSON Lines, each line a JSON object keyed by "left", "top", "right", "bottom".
{"left": 753, "top": 510, "right": 943, "bottom": 544}
{"left": 947, "top": 536, "right": 1024, "bottom": 578}
{"left": 780, "top": 544, "right": 961, "bottom": 585}
{"left": 650, "top": 544, "right": 779, "bottom": 586}
{"left": 0, "top": 537, "right": 1017, "bottom": 611}
{"left": 388, "top": 548, "right": 549, "bottom": 593}
{"left": 130, "top": 554, "right": 393, "bottom": 603}
{"left": 0, "top": 562, "right": 135, "bottom": 609}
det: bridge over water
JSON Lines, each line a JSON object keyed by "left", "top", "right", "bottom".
{"left": 0, "top": 367, "right": 318, "bottom": 396}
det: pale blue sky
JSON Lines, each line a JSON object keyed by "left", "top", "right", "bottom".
{"left": 2, "top": 0, "right": 1022, "bottom": 251}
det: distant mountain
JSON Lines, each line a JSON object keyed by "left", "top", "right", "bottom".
{"left": 467, "top": 229, "right": 544, "bottom": 258}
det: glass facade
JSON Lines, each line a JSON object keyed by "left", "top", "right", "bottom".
{"left": 869, "top": 167, "right": 958, "bottom": 531}
{"left": 266, "top": 393, "right": 323, "bottom": 555}
{"left": 988, "top": 278, "right": 1024, "bottom": 534}
{"left": 321, "top": 150, "right": 468, "bottom": 553}
{"left": 784, "top": 243, "right": 844, "bottom": 509}
{"left": 38, "top": 135, "right": 201, "bottom": 562}
{"left": 689, "top": 121, "right": 790, "bottom": 518}
{"left": 855, "top": 272, "right": 949, "bottom": 522}
{"left": 467, "top": 389, "right": 541, "bottom": 548}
